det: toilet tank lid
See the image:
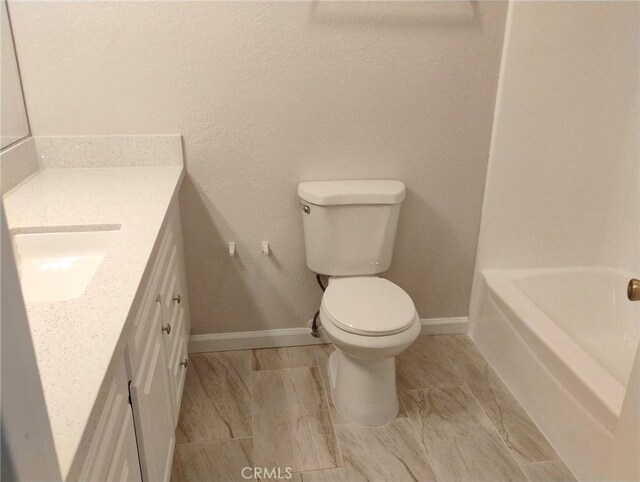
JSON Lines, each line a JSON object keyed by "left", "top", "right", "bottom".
{"left": 298, "top": 180, "right": 406, "bottom": 206}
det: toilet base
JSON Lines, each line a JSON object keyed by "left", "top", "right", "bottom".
{"left": 328, "top": 350, "right": 399, "bottom": 427}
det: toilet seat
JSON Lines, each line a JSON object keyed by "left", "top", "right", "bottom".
{"left": 321, "top": 277, "right": 416, "bottom": 336}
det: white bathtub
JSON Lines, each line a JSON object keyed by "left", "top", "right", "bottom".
{"left": 471, "top": 267, "right": 639, "bottom": 479}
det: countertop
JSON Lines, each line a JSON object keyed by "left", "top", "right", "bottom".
{"left": 3, "top": 165, "right": 184, "bottom": 479}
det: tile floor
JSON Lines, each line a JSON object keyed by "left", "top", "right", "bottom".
{"left": 171, "top": 335, "right": 576, "bottom": 482}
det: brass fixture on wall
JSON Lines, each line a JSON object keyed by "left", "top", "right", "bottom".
{"left": 627, "top": 278, "right": 640, "bottom": 301}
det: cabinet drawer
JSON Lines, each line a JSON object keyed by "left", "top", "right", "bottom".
{"left": 130, "top": 226, "right": 175, "bottom": 372}
{"left": 159, "top": 244, "right": 180, "bottom": 359}
{"left": 168, "top": 310, "right": 188, "bottom": 421}
{"left": 157, "top": 240, "right": 190, "bottom": 421}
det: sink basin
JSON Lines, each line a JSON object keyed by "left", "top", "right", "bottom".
{"left": 13, "top": 227, "right": 121, "bottom": 302}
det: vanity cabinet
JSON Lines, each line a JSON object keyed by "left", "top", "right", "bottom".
{"left": 79, "top": 199, "right": 190, "bottom": 482}
{"left": 128, "top": 199, "right": 191, "bottom": 481}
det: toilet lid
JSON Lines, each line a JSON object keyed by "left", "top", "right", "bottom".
{"left": 321, "top": 277, "right": 416, "bottom": 336}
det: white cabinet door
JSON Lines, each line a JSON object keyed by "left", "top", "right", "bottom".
{"left": 106, "top": 409, "right": 142, "bottom": 482}
{"left": 79, "top": 359, "right": 141, "bottom": 482}
{"left": 130, "top": 328, "right": 175, "bottom": 482}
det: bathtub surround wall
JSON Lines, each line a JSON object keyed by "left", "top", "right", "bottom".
{"left": 8, "top": 1, "right": 508, "bottom": 336}
{"left": 470, "top": 1, "right": 639, "bottom": 310}
{"left": 469, "top": 2, "right": 639, "bottom": 480}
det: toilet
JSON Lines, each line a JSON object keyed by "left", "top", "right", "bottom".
{"left": 298, "top": 180, "right": 420, "bottom": 427}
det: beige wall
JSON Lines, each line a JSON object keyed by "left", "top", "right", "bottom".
{"left": 472, "top": 1, "right": 638, "bottom": 292}
{"left": 9, "top": 1, "right": 507, "bottom": 334}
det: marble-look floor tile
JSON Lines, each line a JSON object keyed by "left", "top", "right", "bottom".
{"left": 456, "top": 362, "right": 559, "bottom": 464}
{"left": 171, "top": 438, "right": 254, "bottom": 482}
{"left": 402, "top": 385, "right": 527, "bottom": 481}
{"left": 251, "top": 346, "right": 319, "bottom": 371}
{"left": 252, "top": 367, "right": 339, "bottom": 472}
{"left": 521, "top": 461, "right": 577, "bottom": 482}
{"left": 314, "top": 344, "right": 407, "bottom": 425}
{"left": 298, "top": 468, "right": 349, "bottom": 482}
{"left": 396, "top": 335, "right": 463, "bottom": 391}
{"left": 176, "top": 351, "right": 252, "bottom": 444}
{"left": 267, "top": 468, "right": 348, "bottom": 482}
{"left": 435, "top": 334, "right": 486, "bottom": 366}
{"left": 336, "top": 418, "right": 437, "bottom": 482}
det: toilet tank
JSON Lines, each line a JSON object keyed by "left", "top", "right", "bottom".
{"left": 298, "top": 180, "right": 406, "bottom": 276}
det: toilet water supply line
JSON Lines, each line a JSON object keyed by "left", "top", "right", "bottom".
{"left": 311, "top": 274, "right": 326, "bottom": 338}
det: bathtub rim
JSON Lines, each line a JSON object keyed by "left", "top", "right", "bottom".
{"left": 483, "top": 268, "right": 628, "bottom": 433}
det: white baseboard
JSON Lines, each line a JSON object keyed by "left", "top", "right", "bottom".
{"left": 420, "top": 316, "right": 469, "bottom": 335}
{"left": 188, "top": 317, "right": 469, "bottom": 353}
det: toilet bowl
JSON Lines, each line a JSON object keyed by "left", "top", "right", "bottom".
{"left": 319, "top": 276, "right": 420, "bottom": 426}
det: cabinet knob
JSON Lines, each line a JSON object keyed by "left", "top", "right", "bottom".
{"left": 162, "top": 323, "right": 172, "bottom": 335}
{"left": 180, "top": 358, "right": 188, "bottom": 368}
{"left": 173, "top": 294, "right": 181, "bottom": 304}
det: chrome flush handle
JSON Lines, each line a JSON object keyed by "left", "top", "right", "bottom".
{"left": 299, "top": 203, "right": 310, "bottom": 214}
